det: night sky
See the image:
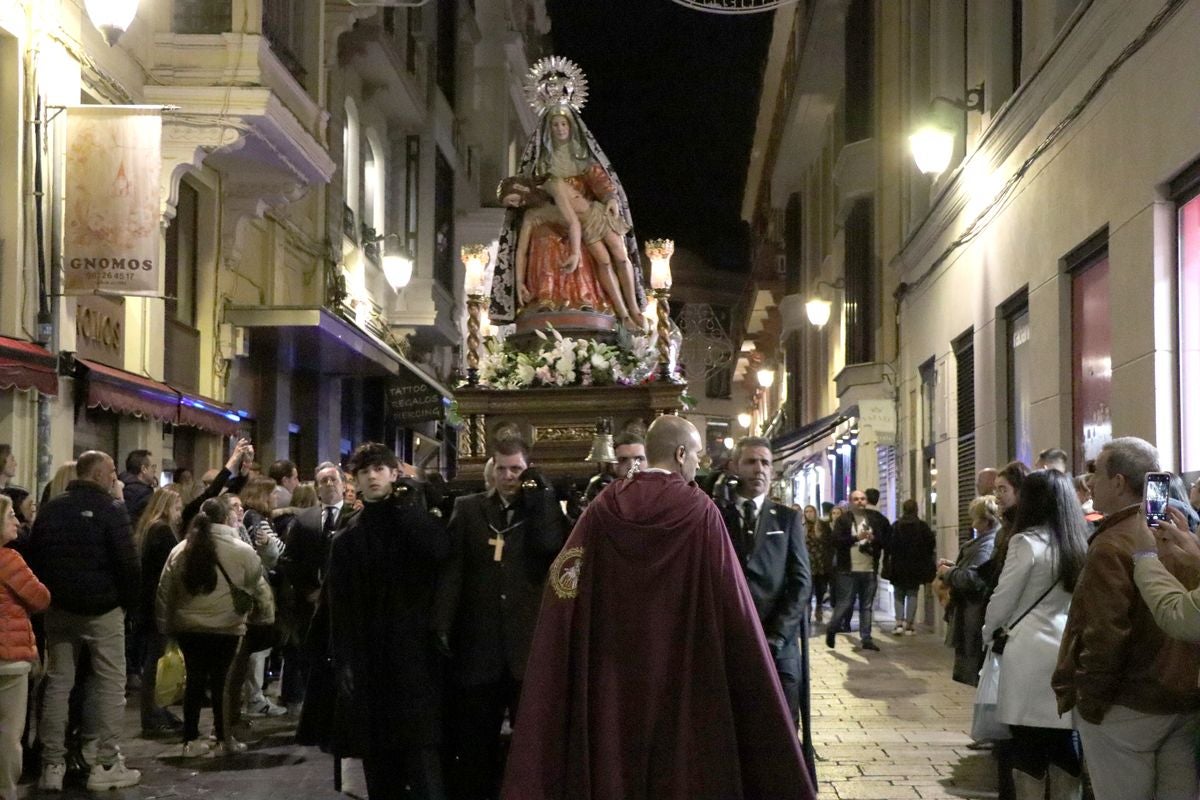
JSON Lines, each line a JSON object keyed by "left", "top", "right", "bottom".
{"left": 544, "top": 1, "right": 773, "bottom": 273}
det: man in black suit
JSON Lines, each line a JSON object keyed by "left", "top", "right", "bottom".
{"left": 721, "top": 436, "right": 813, "bottom": 772}
{"left": 434, "top": 437, "right": 568, "bottom": 800}
{"left": 278, "top": 461, "right": 352, "bottom": 712}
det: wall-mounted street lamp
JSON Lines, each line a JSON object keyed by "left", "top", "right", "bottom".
{"left": 806, "top": 278, "right": 844, "bottom": 328}
{"left": 736, "top": 412, "right": 752, "bottom": 429}
{"left": 85, "top": 0, "right": 141, "bottom": 45}
{"left": 363, "top": 231, "right": 414, "bottom": 291}
{"left": 462, "top": 244, "right": 491, "bottom": 386}
{"left": 908, "top": 83, "right": 985, "bottom": 177}
{"left": 645, "top": 239, "right": 676, "bottom": 381}
{"left": 756, "top": 366, "right": 776, "bottom": 389}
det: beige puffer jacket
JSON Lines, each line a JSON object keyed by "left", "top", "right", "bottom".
{"left": 155, "top": 523, "right": 275, "bottom": 637}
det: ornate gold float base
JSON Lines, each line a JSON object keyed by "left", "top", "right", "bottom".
{"left": 453, "top": 382, "right": 687, "bottom": 488}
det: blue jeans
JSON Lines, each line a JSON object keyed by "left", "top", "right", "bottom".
{"left": 893, "top": 585, "right": 920, "bottom": 626}
{"left": 830, "top": 572, "right": 877, "bottom": 642}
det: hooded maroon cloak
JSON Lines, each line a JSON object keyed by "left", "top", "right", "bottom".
{"left": 501, "top": 471, "right": 816, "bottom": 800}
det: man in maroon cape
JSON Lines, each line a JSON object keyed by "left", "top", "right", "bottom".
{"left": 502, "top": 415, "right": 816, "bottom": 800}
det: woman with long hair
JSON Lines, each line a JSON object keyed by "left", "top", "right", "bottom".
{"left": 982, "top": 469, "right": 1088, "bottom": 799}
{"left": 887, "top": 499, "right": 937, "bottom": 634}
{"left": 983, "top": 461, "right": 1031, "bottom": 589}
{"left": 803, "top": 505, "right": 834, "bottom": 624}
{"left": 39, "top": 462, "right": 76, "bottom": 507}
{"left": 0, "top": 495, "right": 49, "bottom": 797}
{"left": 156, "top": 495, "right": 274, "bottom": 757}
{"left": 135, "top": 486, "right": 183, "bottom": 735}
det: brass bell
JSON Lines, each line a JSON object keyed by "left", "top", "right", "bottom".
{"left": 586, "top": 418, "right": 617, "bottom": 464}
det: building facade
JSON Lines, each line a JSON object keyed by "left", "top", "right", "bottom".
{"left": 748, "top": 0, "right": 1200, "bottom": 627}
{"left": 0, "top": 0, "right": 545, "bottom": 494}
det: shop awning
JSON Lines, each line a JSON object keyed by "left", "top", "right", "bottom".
{"left": 77, "top": 359, "right": 180, "bottom": 423}
{"left": 772, "top": 409, "right": 854, "bottom": 462}
{"left": 224, "top": 305, "right": 454, "bottom": 399}
{"left": 176, "top": 391, "right": 241, "bottom": 437}
{"left": 0, "top": 337, "right": 58, "bottom": 396}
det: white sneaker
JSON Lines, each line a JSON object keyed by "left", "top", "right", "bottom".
{"left": 86, "top": 755, "right": 142, "bottom": 790}
{"left": 181, "top": 740, "right": 212, "bottom": 758}
{"left": 38, "top": 762, "right": 66, "bottom": 791}
{"left": 892, "top": 625, "right": 905, "bottom": 635}
{"left": 905, "top": 627, "right": 917, "bottom": 636}
{"left": 247, "top": 700, "right": 287, "bottom": 717}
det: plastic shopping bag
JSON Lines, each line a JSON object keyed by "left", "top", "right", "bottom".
{"left": 970, "top": 648, "right": 1011, "bottom": 742}
{"left": 155, "top": 641, "right": 186, "bottom": 708}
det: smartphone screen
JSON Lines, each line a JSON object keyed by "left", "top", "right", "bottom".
{"left": 1144, "top": 472, "right": 1171, "bottom": 526}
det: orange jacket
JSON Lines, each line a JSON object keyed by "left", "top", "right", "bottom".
{"left": 0, "top": 548, "right": 50, "bottom": 662}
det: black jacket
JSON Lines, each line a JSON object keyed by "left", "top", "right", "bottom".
{"left": 30, "top": 479, "right": 139, "bottom": 615}
{"left": 140, "top": 521, "right": 179, "bottom": 626}
{"left": 832, "top": 508, "right": 891, "bottom": 574}
{"left": 886, "top": 516, "right": 937, "bottom": 587}
{"left": 327, "top": 493, "right": 450, "bottom": 755}
{"left": 433, "top": 486, "right": 568, "bottom": 686}
{"left": 720, "top": 497, "right": 812, "bottom": 647}
{"left": 121, "top": 474, "right": 154, "bottom": 527}
{"left": 280, "top": 504, "right": 348, "bottom": 643}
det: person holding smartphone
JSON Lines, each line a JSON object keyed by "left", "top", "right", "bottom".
{"left": 1052, "top": 438, "right": 1200, "bottom": 800}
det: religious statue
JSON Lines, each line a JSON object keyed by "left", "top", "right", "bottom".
{"left": 490, "top": 57, "right": 647, "bottom": 332}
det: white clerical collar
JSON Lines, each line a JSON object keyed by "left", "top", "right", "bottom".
{"left": 640, "top": 467, "right": 674, "bottom": 475}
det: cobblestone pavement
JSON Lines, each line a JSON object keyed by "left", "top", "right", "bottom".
{"left": 812, "top": 619, "right": 997, "bottom": 800}
{"left": 15, "top": 619, "right": 995, "bottom": 798}
{"left": 20, "top": 701, "right": 347, "bottom": 799}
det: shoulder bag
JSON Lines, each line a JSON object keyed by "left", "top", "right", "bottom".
{"left": 215, "top": 558, "right": 255, "bottom": 616}
{"left": 991, "top": 580, "right": 1057, "bottom": 655}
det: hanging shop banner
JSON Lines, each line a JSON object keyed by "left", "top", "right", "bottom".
{"left": 386, "top": 371, "right": 444, "bottom": 426}
{"left": 64, "top": 107, "right": 162, "bottom": 296}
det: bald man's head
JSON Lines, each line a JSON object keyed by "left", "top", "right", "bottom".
{"left": 645, "top": 416, "right": 703, "bottom": 481}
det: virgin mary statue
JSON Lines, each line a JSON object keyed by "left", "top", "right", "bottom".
{"left": 490, "top": 57, "right": 647, "bottom": 330}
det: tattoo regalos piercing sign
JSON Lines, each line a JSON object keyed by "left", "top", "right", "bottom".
{"left": 386, "top": 371, "right": 444, "bottom": 426}
{"left": 63, "top": 107, "right": 162, "bottom": 296}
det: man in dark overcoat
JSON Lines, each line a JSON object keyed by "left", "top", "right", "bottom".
{"left": 327, "top": 443, "right": 450, "bottom": 798}
{"left": 433, "top": 436, "right": 568, "bottom": 800}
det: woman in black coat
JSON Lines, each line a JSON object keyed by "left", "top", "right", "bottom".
{"left": 937, "top": 496, "right": 1001, "bottom": 685}
{"left": 886, "top": 499, "right": 937, "bottom": 634}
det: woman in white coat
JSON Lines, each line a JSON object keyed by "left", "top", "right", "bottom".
{"left": 982, "top": 469, "right": 1088, "bottom": 800}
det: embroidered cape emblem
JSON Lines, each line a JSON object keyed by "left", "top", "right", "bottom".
{"left": 549, "top": 546, "right": 584, "bottom": 599}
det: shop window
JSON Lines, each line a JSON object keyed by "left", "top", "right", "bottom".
{"left": 1067, "top": 230, "right": 1111, "bottom": 472}
{"left": 1003, "top": 292, "right": 1033, "bottom": 465}
{"left": 1179, "top": 191, "right": 1200, "bottom": 471}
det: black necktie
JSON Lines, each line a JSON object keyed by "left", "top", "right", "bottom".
{"left": 742, "top": 500, "right": 757, "bottom": 553}
{"left": 323, "top": 506, "right": 337, "bottom": 534}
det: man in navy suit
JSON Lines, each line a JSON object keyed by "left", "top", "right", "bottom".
{"left": 722, "top": 436, "right": 814, "bottom": 775}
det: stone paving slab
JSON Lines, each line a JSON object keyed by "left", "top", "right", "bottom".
{"left": 811, "top": 622, "right": 997, "bottom": 800}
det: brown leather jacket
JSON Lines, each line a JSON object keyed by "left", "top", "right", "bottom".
{"left": 1053, "top": 505, "right": 1200, "bottom": 723}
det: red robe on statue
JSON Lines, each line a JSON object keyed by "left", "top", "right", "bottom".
{"left": 501, "top": 472, "right": 816, "bottom": 800}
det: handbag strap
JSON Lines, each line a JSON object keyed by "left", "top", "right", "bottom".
{"left": 1004, "top": 580, "right": 1058, "bottom": 632}
{"left": 214, "top": 558, "right": 240, "bottom": 593}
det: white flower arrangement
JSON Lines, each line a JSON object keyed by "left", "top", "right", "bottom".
{"left": 476, "top": 325, "right": 658, "bottom": 389}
